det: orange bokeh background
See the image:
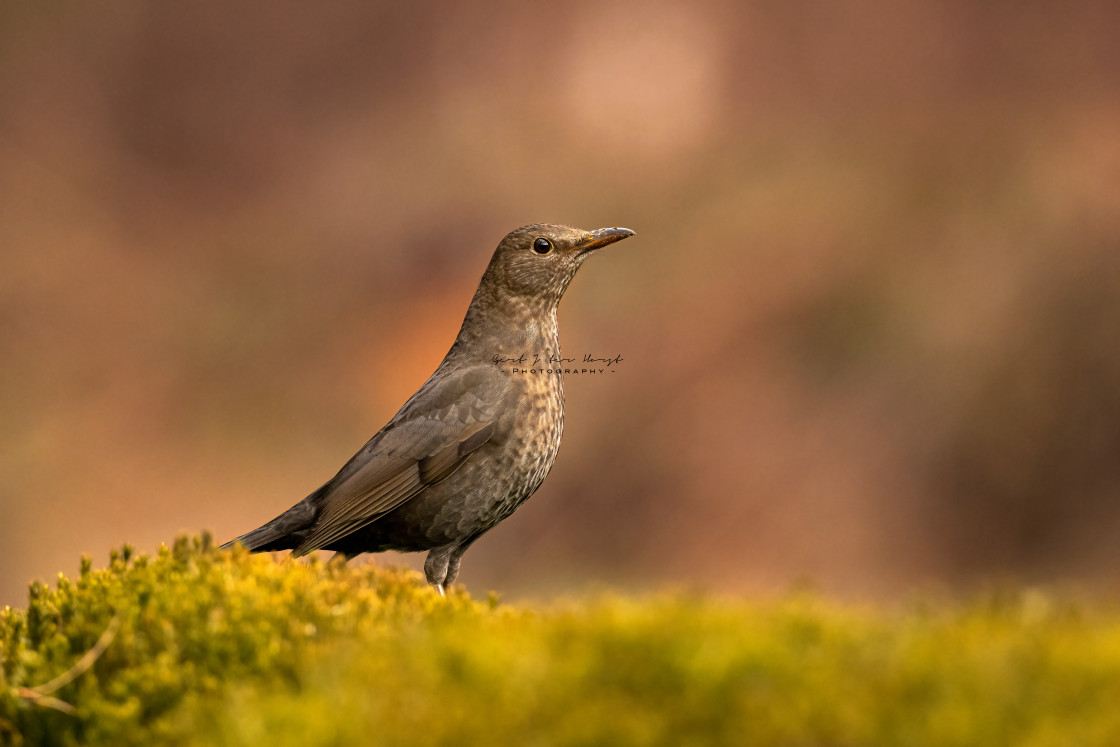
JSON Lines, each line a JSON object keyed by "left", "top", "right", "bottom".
{"left": 3, "top": 1, "right": 1119, "bottom": 606}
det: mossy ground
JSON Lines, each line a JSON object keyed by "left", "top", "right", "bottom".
{"left": 2, "top": 535, "right": 1119, "bottom": 746}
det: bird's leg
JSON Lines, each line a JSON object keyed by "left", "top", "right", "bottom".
{"left": 424, "top": 542, "right": 474, "bottom": 596}
{"left": 424, "top": 546, "right": 453, "bottom": 593}
{"left": 443, "top": 546, "right": 466, "bottom": 587}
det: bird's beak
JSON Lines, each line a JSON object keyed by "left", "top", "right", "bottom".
{"left": 577, "top": 227, "right": 637, "bottom": 254}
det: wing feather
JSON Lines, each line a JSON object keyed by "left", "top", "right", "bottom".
{"left": 294, "top": 463, "right": 422, "bottom": 554}
{"left": 291, "top": 365, "right": 508, "bottom": 555}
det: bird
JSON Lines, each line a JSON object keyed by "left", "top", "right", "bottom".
{"left": 221, "top": 223, "right": 636, "bottom": 595}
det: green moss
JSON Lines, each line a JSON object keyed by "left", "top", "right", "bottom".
{"left": 3, "top": 536, "right": 1120, "bottom": 746}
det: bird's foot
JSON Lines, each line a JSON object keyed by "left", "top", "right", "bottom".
{"left": 434, "top": 584, "right": 445, "bottom": 597}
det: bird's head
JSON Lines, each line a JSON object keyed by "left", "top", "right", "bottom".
{"left": 481, "top": 223, "right": 637, "bottom": 305}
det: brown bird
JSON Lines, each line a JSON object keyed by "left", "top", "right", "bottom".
{"left": 221, "top": 224, "right": 636, "bottom": 594}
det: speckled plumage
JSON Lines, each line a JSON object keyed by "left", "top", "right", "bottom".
{"left": 221, "top": 224, "right": 636, "bottom": 592}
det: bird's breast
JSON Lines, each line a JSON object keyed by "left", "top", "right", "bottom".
{"left": 475, "top": 368, "right": 565, "bottom": 523}
{"left": 511, "top": 369, "right": 564, "bottom": 474}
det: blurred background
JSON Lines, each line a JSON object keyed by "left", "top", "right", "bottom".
{"left": 2, "top": 0, "right": 1118, "bottom": 607}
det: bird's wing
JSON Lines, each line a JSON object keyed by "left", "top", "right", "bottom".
{"left": 292, "top": 364, "right": 509, "bottom": 555}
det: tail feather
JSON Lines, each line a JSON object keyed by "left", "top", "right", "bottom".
{"left": 220, "top": 499, "right": 316, "bottom": 552}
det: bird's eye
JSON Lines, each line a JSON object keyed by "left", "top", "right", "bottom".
{"left": 532, "top": 237, "right": 554, "bottom": 255}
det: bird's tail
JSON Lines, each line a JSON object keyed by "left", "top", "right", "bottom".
{"left": 220, "top": 521, "right": 293, "bottom": 552}
{"left": 220, "top": 498, "right": 316, "bottom": 552}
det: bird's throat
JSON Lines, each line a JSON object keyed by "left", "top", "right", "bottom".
{"left": 450, "top": 289, "right": 560, "bottom": 365}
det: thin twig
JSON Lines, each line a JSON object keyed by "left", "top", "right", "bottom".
{"left": 14, "top": 689, "right": 76, "bottom": 715}
{"left": 15, "top": 612, "right": 122, "bottom": 715}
